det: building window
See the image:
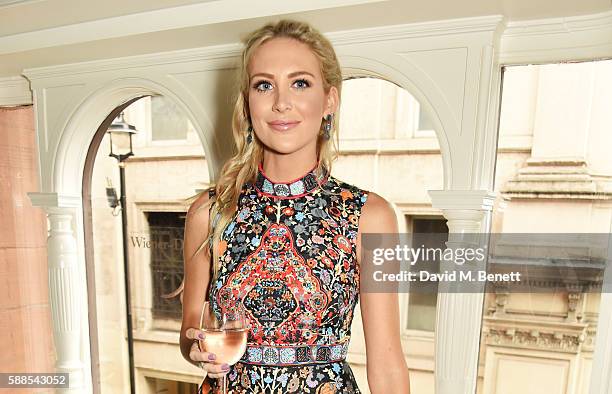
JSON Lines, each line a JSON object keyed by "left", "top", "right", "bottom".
{"left": 146, "top": 211, "right": 186, "bottom": 320}
{"left": 406, "top": 217, "right": 448, "bottom": 331}
{"left": 151, "top": 96, "right": 189, "bottom": 141}
{"left": 417, "top": 105, "right": 435, "bottom": 132}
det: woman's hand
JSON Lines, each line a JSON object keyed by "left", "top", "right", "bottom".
{"left": 185, "top": 327, "right": 231, "bottom": 378}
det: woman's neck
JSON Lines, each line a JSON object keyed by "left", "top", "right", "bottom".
{"left": 261, "top": 153, "right": 319, "bottom": 183}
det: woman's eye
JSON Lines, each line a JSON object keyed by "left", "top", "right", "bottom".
{"left": 294, "top": 79, "right": 310, "bottom": 89}
{"left": 253, "top": 79, "right": 310, "bottom": 92}
{"left": 254, "top": 81, "right": 273, "bottom": 92}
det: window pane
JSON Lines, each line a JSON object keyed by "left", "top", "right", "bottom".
{"left": 418, "top": 105, "right": 435, "bottom": 131}
{"left": 147, "top": 212, "right": 185, "bottom": 320}
{"left": 151, "top": 96, "right": 189, "bottom": 141}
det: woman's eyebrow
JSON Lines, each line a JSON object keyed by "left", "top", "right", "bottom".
{"left": 250, "top": 71, "right": 315, "bottom": 80}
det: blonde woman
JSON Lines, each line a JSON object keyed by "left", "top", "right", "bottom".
{"left": 179, "top": 19, "right": 410, "bottom": 393}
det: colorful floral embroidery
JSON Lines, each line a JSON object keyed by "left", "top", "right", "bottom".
{"left": 200, "top": 168, "right": 368, "bottom": 394}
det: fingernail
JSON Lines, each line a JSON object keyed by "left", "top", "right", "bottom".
{"left": 222, "top": 363, "right": 230, "bottom": 371}
{"left": 208, "top": 353, "right": 216, "bottom": 360}
{"left": 198, "top": 333, "right": 205, "bottom": 339}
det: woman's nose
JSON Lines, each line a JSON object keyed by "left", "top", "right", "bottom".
{"left": 272, "top": 86, "right": 292, "bottom": 112}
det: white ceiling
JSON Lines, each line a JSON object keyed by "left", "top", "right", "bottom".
{"left": 0, "top": 0, "right": 219, "bottom": 36}
{"left": 0, "top": 0, "right": 611, "bottom": 77}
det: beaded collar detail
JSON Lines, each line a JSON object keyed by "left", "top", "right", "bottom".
{"left": 254, "top": 162, "right": 328, "bottom": 198}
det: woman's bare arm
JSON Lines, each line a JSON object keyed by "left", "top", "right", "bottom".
{"left": 180, "top": 191, "right": 212, "bottom": 367}
{"left": 179, "top": 192, "right": 234, "bottom": 379}
{"left": 357, "top": 192, "right": 411, "bottom": 394}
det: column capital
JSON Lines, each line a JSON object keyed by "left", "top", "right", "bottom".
{"left": 428, "top": 189, "right": 496, "bottom": 211}
{"left": 27, "top": 192, "right": 82, "bottom": 211}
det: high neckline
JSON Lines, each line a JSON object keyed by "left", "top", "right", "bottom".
{"left": 254, "top": 161, "right": 329, "bottom": 199}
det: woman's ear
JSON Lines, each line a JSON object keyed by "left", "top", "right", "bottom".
{"left": 326, "top": 86, "right": 340, "bottom": 115}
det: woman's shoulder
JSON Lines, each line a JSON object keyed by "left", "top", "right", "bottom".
{"left": 326, "top": 174, "right": 369, "bottom": 201}
{"left": 326, "top": 176, "right": 396, "bottom": 230}
{"left": 360, "top": 190, "right": 397, "bottom": 233}
{"left": 186, "top": 187, "right": 215, "bottom": 222}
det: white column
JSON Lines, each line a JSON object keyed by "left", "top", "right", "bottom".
{"left": 28, "top": 192, "right": 86, "bottom": 393}
{"left": 429, "top": 190, "right": 495, "bottom": 394}
{"left": 47, "top": 209, "right": 85, "bottom": 393}
{"left": 589, "top": 292, "right": 612, "bottom": 394}
{"left": 588, "top": 229, "right": 612, "bottom": 394}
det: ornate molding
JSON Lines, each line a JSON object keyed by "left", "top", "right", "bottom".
{"left": 583, "top": 327, "right": 597, "bottom": 352}
{"left": 485, "top": 328, "right": 584, "bottom": 353}
{"left": 566, "top": 292, "right": 585, "bottom": 323}
{"left": 486, "top": 290, "right": 510, "bottom": 316}
{"left": 483, "top": 316, "right": 589, "bottom": 354}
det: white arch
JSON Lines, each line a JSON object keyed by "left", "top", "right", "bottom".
{"left": 340, "top": 55, "right": 455, "bottom": 188}
{"left": 53, "top": 76, "right": 221, "bottom": 195}
{"left": 32, "top": 75, "right": 224, "bottom": 392}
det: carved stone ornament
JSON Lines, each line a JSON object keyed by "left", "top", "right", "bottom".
{"left": 483, "top": 316, "right": 589, "bottom": 354}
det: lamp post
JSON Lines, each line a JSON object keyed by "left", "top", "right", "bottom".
{"left": 107, "top": 112, "right": 137, "bottom": 394}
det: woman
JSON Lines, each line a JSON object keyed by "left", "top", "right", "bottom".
{"left": 179, "top": 19, "right": 410, "bottom": 393}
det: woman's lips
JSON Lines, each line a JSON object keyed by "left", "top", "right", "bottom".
{"left": 268, "top": 121, "right": 300, "bottom": 131}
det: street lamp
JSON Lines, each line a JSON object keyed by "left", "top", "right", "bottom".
{"left": 108, "top": 112, "right": 136, "bottom": 161}
{"left": 107, "top": 111, "right": 137, "bottom": 394}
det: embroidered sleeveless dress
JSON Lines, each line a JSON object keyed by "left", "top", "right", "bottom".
{"left": 199, "top": 163, "right": 368, "bottom": 394}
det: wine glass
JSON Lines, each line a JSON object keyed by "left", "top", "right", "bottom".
{"left": 199, "top": 300, "right": 248, "bottom": 394}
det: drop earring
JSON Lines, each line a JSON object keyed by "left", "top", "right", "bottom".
{"left": 247, "top": 125, "right": 253, "bottom": 144}
{"left": 324, "top": 114, "right": 333, "bottom": 140}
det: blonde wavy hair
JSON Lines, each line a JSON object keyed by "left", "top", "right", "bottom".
{"left": 167, "top": 19, "right": 343, "bottom": 302}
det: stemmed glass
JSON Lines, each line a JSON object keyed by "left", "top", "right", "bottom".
{"left": 199, "top": 300, "right": 248, "bottom": 394}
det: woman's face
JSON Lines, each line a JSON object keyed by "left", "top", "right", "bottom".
{"left": 247, "top": 37, "right": 338, "bottom": 158}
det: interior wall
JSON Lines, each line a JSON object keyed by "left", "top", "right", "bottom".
{"left": 0, "top": 106, "right": 55, "bottom": 392}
